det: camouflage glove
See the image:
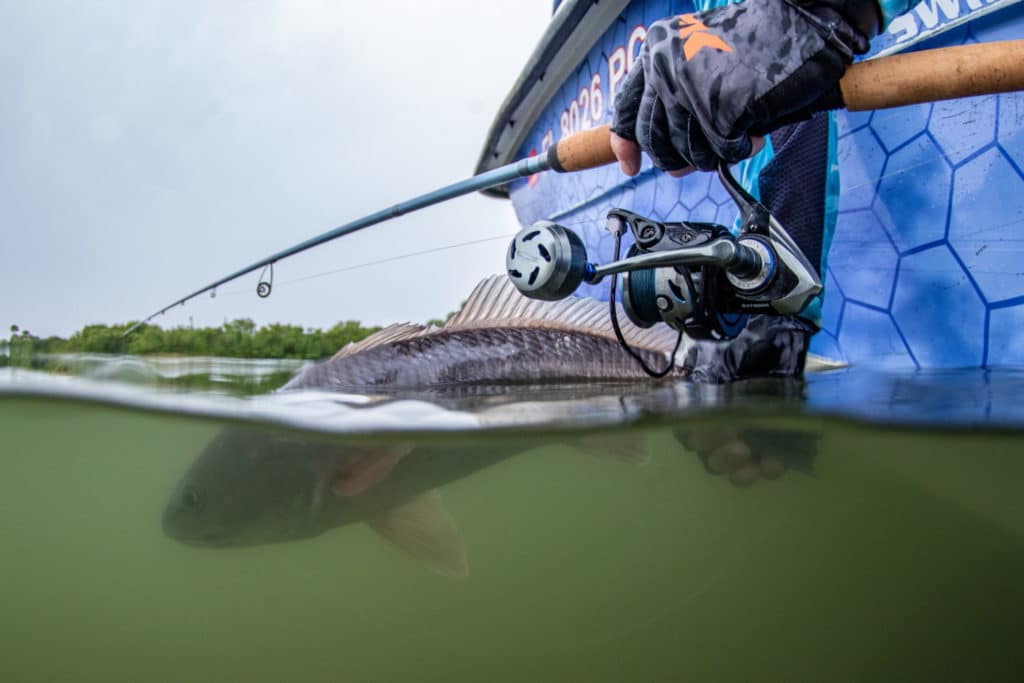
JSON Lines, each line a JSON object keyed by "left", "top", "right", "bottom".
{"left": 673, "top": 425, "right": 821, "bottom": 486}
{"left": 682, "top": 314, "right": 818, "bottom": 383}
{"left": 611, "top": 0, "right": 880, "bottom": 172}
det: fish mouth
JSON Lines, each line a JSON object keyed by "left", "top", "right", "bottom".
{"left": 161, "top": 514, "right": 233, "bottom": 547}
{"left": 173, "top": 532, "right": 233, "bottom": 547}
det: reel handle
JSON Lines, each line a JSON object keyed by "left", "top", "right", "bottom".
{"left": 544, "top": 41, "right": 1024, "bottom": 174}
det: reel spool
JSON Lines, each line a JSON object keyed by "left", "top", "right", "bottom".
{"left": 620, "top": 255, "right": 692, "bottom": 330}
{"left": 620, "top": 257, "right": 749, "bottom": 342}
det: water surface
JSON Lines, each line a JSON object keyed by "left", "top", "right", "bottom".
{"left": 2, "top": 355, "right": 1022, "bottom": 681}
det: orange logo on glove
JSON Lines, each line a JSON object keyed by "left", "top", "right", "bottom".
{"left": 676, "top": 13, "right": 733, "bottom": 61}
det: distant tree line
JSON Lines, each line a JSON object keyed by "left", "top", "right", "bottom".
{"left": 2, "top": 319, "right": 382, "bottom": 361}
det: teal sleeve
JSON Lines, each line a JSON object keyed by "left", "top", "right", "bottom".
{"left": 877, "top": 0, "right": 914, "bottom": 29}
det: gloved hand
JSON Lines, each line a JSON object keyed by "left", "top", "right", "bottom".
{"left": 682, "top": 314, "right": 818, "bottom": 383}
{"left": 611, "top": 0, "right": 880, "bottom": 175}
{"left": 673, "top": 424, "right": 820, "bottom": 487}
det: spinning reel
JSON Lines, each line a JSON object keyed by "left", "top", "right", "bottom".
{"left": 506, "top": 161, "right": 822, "bottom": 373}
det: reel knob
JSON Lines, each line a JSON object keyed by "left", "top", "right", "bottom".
{"left": 506, "top": 221, "right": 588, "bottom": 301}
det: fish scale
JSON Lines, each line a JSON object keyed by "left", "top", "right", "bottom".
{"left": 285, "top": 326, "right": 681, "bottom": 391}
{"left": 280, "top": 275, "right": 686, "bottom": 392}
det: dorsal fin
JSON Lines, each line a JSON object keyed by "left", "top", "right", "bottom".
{"left": 332, "top": 323, "right": 433, "bottom": 360}
{"left": 331, "top": 275, "right": 686, "bottom": 359}
{"left": 444, "top": 275, "right": 683, "bottom": 354}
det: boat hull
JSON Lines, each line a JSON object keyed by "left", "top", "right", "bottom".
{"left": 483, "top": 0, "right": 1024, "bottom": 368}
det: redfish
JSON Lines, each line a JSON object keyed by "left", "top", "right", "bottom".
{"left": 282, "top": 275, "right": 686, "bottom": 392}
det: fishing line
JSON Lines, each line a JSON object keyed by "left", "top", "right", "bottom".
{"left": 607, "top": 230, "right": 684, "bottom": 378}
{"left": 272, "top": 232, "right": 515, "bottom": 288}
{"left": 137, "top": 233, "right": 521, "bottom": 317}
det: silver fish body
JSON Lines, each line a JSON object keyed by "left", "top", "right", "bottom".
{"left": 162, "top": 428, "right": 514, "bottom": 548}
{"left": 283, "top": 326, "right": 680, "bottom": 391}
{"left": 283, "top": 275, "right": 685, "bottom": 392}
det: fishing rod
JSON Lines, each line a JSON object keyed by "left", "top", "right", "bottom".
{"left": 126, "top": 40, "right": 1024, "bottom": 334}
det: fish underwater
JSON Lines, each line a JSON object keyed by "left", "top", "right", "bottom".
{"left": 162, "top": 426, "right": 651, "bottom": 576}
{"left": 163, "top": 428, "right": 521, "bottom": 577}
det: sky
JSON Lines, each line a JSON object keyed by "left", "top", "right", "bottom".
{"left": 0, "top": 1, "right": 553, "bottom": 337}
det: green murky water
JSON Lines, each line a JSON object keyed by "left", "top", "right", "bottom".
{"left": 2, "top": 358, "right": 1023, "bottom": 681}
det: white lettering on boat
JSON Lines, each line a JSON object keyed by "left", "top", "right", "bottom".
{"left": 550, "top": 25, "right": 648, "bottom": 146}
{"left": 887, "top": 0, "right": 1002, "bottom": 45}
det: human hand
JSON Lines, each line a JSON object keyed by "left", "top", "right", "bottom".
{"left": 675, "top": 425, "right": 821, "bottom": 487}
{"left": 610, "top": 1, "right": 876, "bottom": 176}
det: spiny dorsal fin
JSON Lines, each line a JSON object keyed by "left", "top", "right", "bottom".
{"left": 444, "top": 275, "right": 684, "bottom": 355}
{"left": 332, "top": 323, "right": 433, "bottom": 360}
{"left": 331, "top": 275, "right": 686, "bottom": 360}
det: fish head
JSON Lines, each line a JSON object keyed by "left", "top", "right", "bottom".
{"left": 162, "top": 427, "right": 346, "bottom": 547}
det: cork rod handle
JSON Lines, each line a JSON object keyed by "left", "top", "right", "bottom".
{"left": 547, "top": 40, "right": 1024, "bottom": 174}
{"left": 840, "top": 40, "right": 1024, "bottom": 112}
{"left": 547, "top": 124, "right": 618, "bottom": 173}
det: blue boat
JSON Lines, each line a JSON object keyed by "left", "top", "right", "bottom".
{"left": 477, "top": 0, "right": 1024, "bottom": 369}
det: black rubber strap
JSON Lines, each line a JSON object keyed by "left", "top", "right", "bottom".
{"left": 546, "top": 144, "right": 568, "bottom": 173}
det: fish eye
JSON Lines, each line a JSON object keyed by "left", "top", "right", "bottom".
{"left": 181, "top": 487, "right": 203, "bottom": 511}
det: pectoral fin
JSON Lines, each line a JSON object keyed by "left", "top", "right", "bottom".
{"left": 367, "top": 490, "right": 468, "bottom": 579}
{"left": 331, "top": 443, "right": 414, "bottom": 497}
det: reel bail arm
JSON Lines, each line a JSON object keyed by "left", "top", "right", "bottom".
{"left": 585, "top": 231, "right": 762, "bottom": 284}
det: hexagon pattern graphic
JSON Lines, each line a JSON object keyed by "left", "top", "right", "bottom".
{"left": 508, "top": 5, "right": 1024, "bottom": 368}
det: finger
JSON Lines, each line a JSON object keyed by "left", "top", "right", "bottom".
{"left": 610, "top": 54, "right": 644, "bottom": 153}
{"left": 729, "top": 463, "right": 760, "bottom": 487}
{"left": 759, "top": 455, "right": 785, "bottom": 481}
{"left": 706, "top": 440, "right": 751, "bottom": 474}
{"left": 610, "top": 133, "right": 642, "bottom": 177}
{"left": 721, "top": 440, "right": 752, "bottom": 469}
{"left": 666, "top": 103, "right": 731, "bottom": 171}
{"left": 639, "top": 96, "right": 690, "bottom": 171}
{"left": 706, "top": 448, "right": 730, "bottom": 474}
{"left": 689, "top": 427, "right": 739, "bottom": 452}
{"left": 665, "top": 135, "right": 761, "bottom": 175}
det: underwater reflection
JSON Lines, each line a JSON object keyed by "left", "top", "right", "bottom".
{"left": 674, "top": 425, "right": 820, "bottom": 487}
{"left": 372, "top": 375, "right": 812, "bottom": 428}
{"left": 163, "top": 426, "right": 645, "bottom": 577}
{"left": 161, "top": 428, "right": 522, "bottom": 577}
{"left": 163, "top": 414, "right": 825, "bottom": 575}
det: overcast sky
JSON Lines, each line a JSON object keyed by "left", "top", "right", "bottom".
{"left": 0, "top": 1, "right": 552, "bottom": 337}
